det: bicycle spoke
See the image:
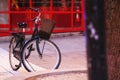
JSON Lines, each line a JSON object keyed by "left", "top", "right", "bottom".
{"left": 25, "top": 59, "right": 35, "bottom": 71}
{"left": 41, "top": 40, "right": 45, "bottom": 54}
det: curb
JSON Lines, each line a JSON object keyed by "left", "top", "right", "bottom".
{"left": 5, "top": 69, "right": 88, "bottom": 80}
{"left": 0, "top": 32, "right": 84, "bottom": 42}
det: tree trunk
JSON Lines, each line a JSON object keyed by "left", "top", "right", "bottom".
{"left": 105, "top": 0, "right": 120, "bottom": 80}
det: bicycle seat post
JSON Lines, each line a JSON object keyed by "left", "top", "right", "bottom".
{"left": 22, "top": 28, "right": 25, "bottom": 33}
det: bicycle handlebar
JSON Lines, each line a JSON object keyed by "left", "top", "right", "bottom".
{"left": 29, "top": 7, "right": 40, "bottom": 12}
{"left": 29, "top": 7, "right": 41, "bottom": 23}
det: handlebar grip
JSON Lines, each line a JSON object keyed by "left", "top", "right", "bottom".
{"left": 29, "top": 7, "right": 40, "bottom": 12}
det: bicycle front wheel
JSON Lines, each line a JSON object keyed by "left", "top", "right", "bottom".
{"left": 21, "top": 38, "right": 61, "bottom": 72}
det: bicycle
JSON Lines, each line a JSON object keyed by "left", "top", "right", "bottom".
{"left": 9, "top": 8, "right": 61, "bottom": 72}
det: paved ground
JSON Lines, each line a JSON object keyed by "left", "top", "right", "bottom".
{"left": 0, "top": 32, "right": 88, "bottom": 80}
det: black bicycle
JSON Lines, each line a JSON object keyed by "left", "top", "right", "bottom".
{"left": 9, "top": 8, "right": 61, "bottom": 72}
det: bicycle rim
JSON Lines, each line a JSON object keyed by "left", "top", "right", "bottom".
{"left": 9, "top": 37, "right": 21, "bottom": 71}
{"left": 21, "top": 38, "right": 61, "bottom": 72}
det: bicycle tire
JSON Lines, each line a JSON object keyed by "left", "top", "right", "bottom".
{"left": 9, "top": 37, "right": 21, "bottom": 71}
{"left": 21, "top": 38, "right": 61, "bottom": 72}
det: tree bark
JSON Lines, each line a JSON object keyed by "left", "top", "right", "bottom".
{"left": 105, "top": 0, "right": 120, "bottom": 80}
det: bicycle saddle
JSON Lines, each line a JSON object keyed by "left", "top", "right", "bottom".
{"left": 17, "top": 22, "right": 27, "bottom": 28}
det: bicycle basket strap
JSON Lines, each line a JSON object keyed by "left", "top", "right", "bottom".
{"left": 39, "top": 18, "right": 55, "bottom": 40}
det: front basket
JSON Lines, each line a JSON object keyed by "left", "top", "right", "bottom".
{"left": 39, "top": 18, "right": 55, "bottom": 40}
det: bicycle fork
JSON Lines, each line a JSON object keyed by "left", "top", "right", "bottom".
{"left": 36, "top": 38, "right": 44, "bottom": 58}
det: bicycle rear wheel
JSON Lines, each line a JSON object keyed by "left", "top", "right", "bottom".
{"left": 9, "top": 37, "right": 21, "bottom": 71}
{"left": 21, "top": 38, "right": 61, "bottom": 72}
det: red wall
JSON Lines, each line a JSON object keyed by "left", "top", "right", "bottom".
{"left": 0, "top": 0, "right": 85, "bottom": 36}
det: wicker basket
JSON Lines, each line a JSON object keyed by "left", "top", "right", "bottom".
{"left": 39, "top": 18, "right": 55, "bottom": 40}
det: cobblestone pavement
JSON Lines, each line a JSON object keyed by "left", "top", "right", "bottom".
{"left": 0, "top": 32, "right": 88, "bottom": 80}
